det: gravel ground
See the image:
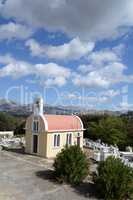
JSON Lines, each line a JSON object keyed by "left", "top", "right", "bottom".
{"left": 0, "top": 150, "right": 98, "bottom": 200}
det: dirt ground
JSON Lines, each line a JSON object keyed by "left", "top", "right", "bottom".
{"left": 0, "top": 150, "right": 98, "bottom": 200}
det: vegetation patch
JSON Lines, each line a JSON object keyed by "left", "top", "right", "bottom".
{"left": 53, "top": 145, "right": 89, "bottom": 185}
{"left": 93, "top": 156, "right": 133, "bottom": 200}
{"left": 80, "top": 114, "right": 133, "bottom": 150}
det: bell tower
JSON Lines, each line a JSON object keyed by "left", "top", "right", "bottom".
{"left": 33, "top": 96, "right": 44, "bottom": 116}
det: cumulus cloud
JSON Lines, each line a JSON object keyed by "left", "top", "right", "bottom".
{"left": 0, "top": 54, "right": 71, "bottom": 86}
{"left": 0, "top": 54, "right": 15, "bottom": 64}
{"left": 0, "top": 62, "right": 32, "bottom": 78}
{"left": 0, "top": 22, "right": 32, "bottom": 40}
{"left": 77, "top": 64, "right": 94, "bottom": 73}
{"left": 78, "top": 46, "right": 124, "bottom": 74}
{"left": 0, "top": 43, "right": 132, "bottom": 89}
{"left": 89, "top": 49, "right": 120, "bottom": 66}
{"left": 74, "top": 44, "right": 133, "bottom": 88}
{"left": 101, "top": 89, "right": 120, "bottom": 98}
{"left": 73, "top": 62, "right": 133, "bottom": 88}
{"left": 26, "top": 38, "right": 94, "bottom": 60}
{"left": 1, "top": 0, "right": 133, "bottom": 40}
{"left": 34, "top": 63, "right": 70, "bottom": 86}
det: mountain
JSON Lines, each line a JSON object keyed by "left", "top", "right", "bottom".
{"left": 0, "top": 99, "right": 31, "bottom": 116}
{"left": 0, "top": 99, "right": 83, "bottom": 116}
{"left": 0, "top": 99, "right": 122, "bottom": 116}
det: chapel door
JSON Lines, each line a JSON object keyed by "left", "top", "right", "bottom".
{"left": 77, "top": 137, "right": 80, "bottom": 146}
{"left": 33, "top": 135, "right": 38, "bottom": 153}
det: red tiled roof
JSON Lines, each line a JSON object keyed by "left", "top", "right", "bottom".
{"left": 44, "top": 114, "right": 83, "bottom": 132}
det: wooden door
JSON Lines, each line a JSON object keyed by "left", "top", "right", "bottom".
{"left": 33, "top": 135, "right": 38, "bottom": 153}
{"left": 77, "top": 137, "right": 80, "bottom": 146}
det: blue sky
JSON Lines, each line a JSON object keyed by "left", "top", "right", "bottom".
{"left": 0, "top": 0, "right": 133, "bottom": 110}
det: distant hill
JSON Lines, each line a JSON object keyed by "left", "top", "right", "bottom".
{"left": 0, "top": 99, "right": 31, "bottom": 116}
{"left": 0, "top": 99, "right": 85, "bottom": 116}
{"left": 0, "top": 99, "right": 122, "bottom": 116}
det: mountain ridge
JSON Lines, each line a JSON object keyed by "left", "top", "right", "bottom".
{"left": 0, "top": 99, "right": 122, "bottom": 116}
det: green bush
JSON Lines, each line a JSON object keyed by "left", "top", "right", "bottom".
{"left": 53, "top": 145, "right": 89, "bottom": 185}
{"left": 94, "top": 156, "right": 133, "bottom": 200}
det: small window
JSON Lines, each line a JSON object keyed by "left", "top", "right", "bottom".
{"left": 54, "top": 135, "right": 57, "bottom": 147}
{"left": 66, "top": 133, "right": 72, "bottom": 145}
{"left": 57, "top": 135, "right": 60, "bottom": 146}
{"left": 77, "top": 132, "right": 80, "bottom": 137}
{"left": 66, "top": 134, "right": 69, "bottom": 145}
{"left": 54, "top": 134, "right": 60, "bottom": 147}
{"left": 69, "top": 134, "right": 72, "bottom": 145}
{"left": 33, "top": 121, "right": 39, "bottom": 133}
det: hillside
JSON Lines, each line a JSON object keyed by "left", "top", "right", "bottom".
{"left": 0, "top": 99, "right": 122, "bottom": 116}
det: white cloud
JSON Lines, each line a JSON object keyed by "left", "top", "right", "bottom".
{"left": 43, "top": 76, "right": 67, "bottom": 87}
{"left": 89, "top": 49, "right": 120, "bottom": 66}
{"left": 78, "top": 46, "right": 124, "bottom": 74}
{"left": 73, "top": 62, "right": 133, "bottom": 88}
{"left": 0, "top": 62, "right": 32, "bottom": 78}
{"left": 0, "top": 22, "right": 32, "bottom": 40}
{"left": 0, "top": 54, "right": 71, "bottom": 87}
{"left": 1, "top": 0, "right": 133, "bottom": 41}
{"left": 78, "top": 64, "right": 94, "bottom": 73}
{"left": 112, "top": 44, "right": 125, "bottom": 57}
{"left": 74, "top": 44, "right": 133, "bottom": 88}
{"left": 101, "top": 89, "right": 120, "bottom": 98}
{"left": 0, "top": 44, "right": 132, "bottom": 90}
{"left": 26, "top": 38, "right": 94, "bottom": 60}
{"left": 34, "top": 63, "right": 70, "bottom": 86}
{"left": 119, "top": 102, "right": 133, "bottom": 111}
{"left": 73, "top": 72, "right": 109, "bottom": 88}
{"left": 0, "top": 54, "right": 15, "bottom": 64}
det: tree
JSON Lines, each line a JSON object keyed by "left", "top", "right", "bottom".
{"left": 0, "top": 112, "right": 26, "bottom": 134}
{"left": 0, "top": 112, "right": 18, "bottom": 131}
{"left": 79, "top": 114, "right": 104, "bottom": 138}
{"left": 14, "top": 121, "right": 26, "bottom": 135}
{"left": 88, "top": 116, "right": 128, "bottom": 149}
{"left": 126, "top": 118, "right": 133, "bottom": 147}
{"left": 94, "top": 156, "right": 133, "bottom": 200}
{"left": 53, "top": 145, "right": 89, "bottom": 185}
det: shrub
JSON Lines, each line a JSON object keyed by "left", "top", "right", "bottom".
{"left": 53, "top": 145, "right": 89, "bottom": 185}
{"left": 94, "top": 156, "right": 133, "bottom": 200}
